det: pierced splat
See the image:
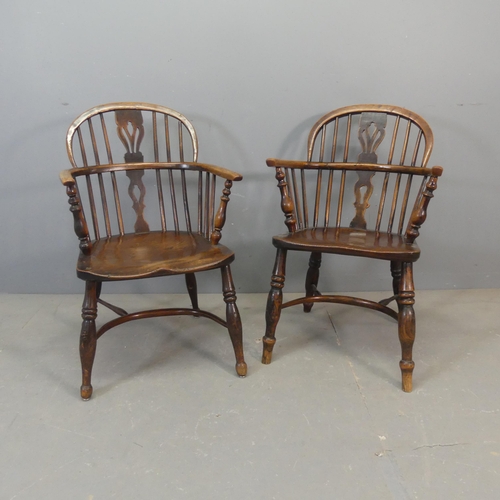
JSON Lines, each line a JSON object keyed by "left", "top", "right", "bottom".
{"left": 350, "top": 112, "right": 387, "bottom": 229}
{"left": 125, "top": 170, "right": 149, "bottom": 233}
{"left": 115, "top": 110, "right": 149, "bottom": 233}
{"left": 115, "top": 110, "right": 145, "bottom": 163}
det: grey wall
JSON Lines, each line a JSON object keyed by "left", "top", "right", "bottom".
{"left": 2, "top": 0, "right": 499, "bottom": 294}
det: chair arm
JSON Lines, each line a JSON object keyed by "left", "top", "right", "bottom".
{"left": 193, "top": 162, "right": 243, "bottom": 182}
{"left": 405, "top": 166, "right": 443, "bottom": 243}
{"left": 64, "top": 162, "right": 243, "bottom": 182}
{"left": 60, "top": 171, "right": 92, "bottom": 255}
{"left": 267, "top": 158, "right": 437, "bottom": 177}
{"left": 60, "top": 168, "right": 77, "bottom": 186}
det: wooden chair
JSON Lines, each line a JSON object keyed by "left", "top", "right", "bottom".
{"left": 61, "top": 102, "right": 247, "bottom": 399}
{"left": 262, "top": 104, "right": 443, "bottom": 392}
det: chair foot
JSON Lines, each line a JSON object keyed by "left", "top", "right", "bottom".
{"left": 236, "top": 361, "right": 248, "bottom": 377}
{"left": 400, "top": 361, "right": 414, "bottom": 392}
{"left": 80, "top": 385, "right": 93, "bottom": 400}
{"left": 261, "top": 336, "right": 276, "bottom": 364}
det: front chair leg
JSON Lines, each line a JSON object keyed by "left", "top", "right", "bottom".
{"left": 185, "top": 273, "right": 199, "bottom": 310}
{"left": 304, "top": 252, "right": 322, "bottom": 312}
{"left": 221, "top": 266, "right": 247, "bottom": 377}
{"left": 397, "top": 262, "right": 416, "bottom": 392}
{"left": 262, "top": 248, "right": 287, "bottom": 364}
{"left": 80, "top": 281, "right": 98, "bottom": 400}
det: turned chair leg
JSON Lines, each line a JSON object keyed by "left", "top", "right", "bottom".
{"left": 80, "top": 281, "right": 98, "bottom": 400}
{"left": 185, "top": 273, "right": 199, "bottom": 310}
{"left": 304, "top": 252, "right": 322, "bottom": 313}
{"left": 397, "top": 262, "right": 416, "bottom": 392}
{"left": 262, "top": 248, "right": 287, "bottom": 364}
{"left": 221, "top": 265, "right": 247, "bottom": 377}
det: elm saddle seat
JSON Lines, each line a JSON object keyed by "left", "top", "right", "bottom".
{"left": 272, "top": 228, "right": 420, "bottom": 261}
{"left": 262, "top": 104, "right": 443, "bottom": 392}
{"left": 61, "top": 102, "right": 247, "bottom": 400}
{"left": 77, "top": 232, "right": 235, "bottom": 280}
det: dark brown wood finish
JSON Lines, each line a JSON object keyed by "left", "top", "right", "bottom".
{"left": 62, "top": 102, "right": 247, "bottom": 399}
{"left": 263, "top": 104, "right": 443, "bottom": 392}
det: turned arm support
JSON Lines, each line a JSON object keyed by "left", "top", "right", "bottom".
{"left": 60, "top": 172, "right": 92, "bottom": 255}
{"left": 273, "top": 166, "right": 297, "bottom": 233}
{"left": 211, "top": 179, "right": 236, "bottom": 244}
{"left": 405, "top": 166, "right": 443, "bottom": 243}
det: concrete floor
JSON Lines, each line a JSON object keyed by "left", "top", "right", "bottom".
{"left": 1, "top": 289, "right": 499, "bottom": 499}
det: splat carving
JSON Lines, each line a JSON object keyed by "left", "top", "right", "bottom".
{"left": 115, "top": 110, "right": 149, "bottom": 233}
{"left": 115, "top": 110, "right": 145, "bottom": 162}
{"left": 350, "top": 112, "right": 387, "bottom": 229}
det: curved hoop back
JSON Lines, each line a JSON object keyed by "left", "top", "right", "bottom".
{"left": 66, "top": 102, "right": 198, "bottom": 168}
{"left": 307, "top": 104, "right": 433, "bottom": 168}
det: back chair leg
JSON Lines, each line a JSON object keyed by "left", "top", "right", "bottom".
{"left": 221, "top": 266, "right": 247, "bottom": 377}
{"left": 185, "top": 273, "right": 199, "bottom": 310}
{"left": 390, "top": 261, "right": 402, "bottom": 300}
{"left": 397, "top": 262, "right": 416, "bottom": 392}
{"left": 262, "top": 248, "right": 287, "bottom": 364}
{"left": 304, "top": 252, "right": 322, "bottom": 312}
{"left": 96, "top": 281, "right": 102, "bottom": 300}
{"left": 80, "top": 281, "right": 98, "bottom": 400}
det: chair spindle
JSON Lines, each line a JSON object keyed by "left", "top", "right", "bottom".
{"left": 290, "top": 169, "right": 302, "bottom": 229}
{"left": 100, "top": 114, "right": 114, "bottom": 165}
{"left": 181, "top": 170, "right": 192, "bottom": 232}
{"left": 324, "top": 170, "right": 334, "bottom": 228}
{"left": 88, "top": 119, "right": 101, "bottom": 166}
{"left": 387, "top": 173, "right": 402, "bottom": 233}
{"left": 156, "top": 170, "right": 167, "bottom": 232}
{"left": 179, "top": 122, "right": 184, "bottom": 162}
{"left": 165, "top": 116, "right": 171, "bottom": 162}
{"left": 399, "top": 121, "right": 412, "bottom": 166}
{"left": 197, "top": 171, "right": 203, "bottom": 234}
{"left": 301, "top": 170, "right": 308, "bottom": 228}
{"left": 313, "top": 170, "right": 322, "bottom": 227}
{"left": 110, "top": 172, "right": 124, "bottom": 236}
{"left": 168, "top": 170, "right": 179, "bottom": 232}
{"left": 398, "top": 175, "right": 414, "bottom": 234}
{"left": 152, "top": 112, "right": 159, "bottom": 162}
{"left": 336, "top": 170, "right": 346, "bottom": 227}
{"left": 387, "top": 116, "right": 400, "bottom": 165}
{"left": 375, "top": 173, "right": 390, "bottom": 233}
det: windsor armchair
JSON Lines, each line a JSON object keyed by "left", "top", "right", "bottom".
{"left": 262, "top": 104, "right": 443, "bottom": 392}
{"left": 61, "top": 102, "right": 247, "bottom": 399}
